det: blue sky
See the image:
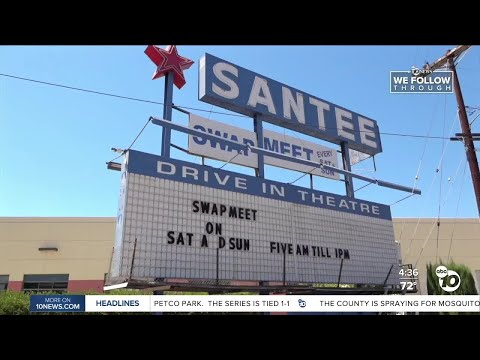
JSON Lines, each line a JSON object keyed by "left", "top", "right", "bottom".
{"left": 1, "top": 45, "right": 479, "bottom": 219}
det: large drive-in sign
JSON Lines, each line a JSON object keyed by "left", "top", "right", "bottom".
{"left": 199, "top": 53, "right": 382, "bottom": 156}
{"left": 110, "top": 150, "right": 400, "bottom": 286}
{"left": 188, "top": 114, "right": 340, "bottom": 180}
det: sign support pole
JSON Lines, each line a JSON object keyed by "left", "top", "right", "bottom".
{"left": 254, "top": 115, "right": 265, "bottom": 178}
{"left": 154, "top": 60, "right": 174, "bottom": 307}
{"left": 341, "top": 142, "right": 354, "bottom": 198}
{"left": 161, "top": 72, "right": 174, "bottom": 158}
{"left": 152, "top": 117, "right": 421, "bottom": 195}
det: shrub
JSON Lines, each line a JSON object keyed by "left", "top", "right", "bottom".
{"left": 0, "top": 291, "right": 30, "bottom": 315}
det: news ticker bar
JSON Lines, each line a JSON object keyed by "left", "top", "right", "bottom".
{"left": 30, "top": 295, "right": 480, "bottom": 313}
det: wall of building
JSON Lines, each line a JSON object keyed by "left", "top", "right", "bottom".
{"left": 1, "top": 217, "right": 478, "bottom": 294}
{"left": 0, "top": 218, "right": 115, "bottom": 292}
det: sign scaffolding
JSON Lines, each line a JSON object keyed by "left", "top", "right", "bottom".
{"left": 106, "top": 46, "right": 421, "bottom": 295}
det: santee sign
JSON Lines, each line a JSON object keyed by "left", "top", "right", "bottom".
{"left": 188, "top": 114, "right": 340, "bottom": 180}
{"left": 199, "top": 53, "right": 382, "bottom": 156}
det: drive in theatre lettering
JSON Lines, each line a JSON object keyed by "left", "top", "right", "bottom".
{"left": 199, "top": 53, "right": 382, "bottom": 156}
{"left": 109, "top": 150, "right": 400, "bottom": 286}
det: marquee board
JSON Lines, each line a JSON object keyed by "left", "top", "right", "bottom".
{"left": 110, "top": 150, "right": 400, "bottom": 286}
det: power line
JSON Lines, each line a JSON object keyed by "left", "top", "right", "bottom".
{"left": 405, "top": 101, "right": 460, "bottom": 257}
{"left": 354, "top": 182, "right": 373, "bottom": 193}
{"left": 448, "top": 161, "right": 468, "bottom": 261}
{"left": 1, "top": 72, "right": 455, "bottom": 141}
{"left": 408, "top": 95, "right": 453, "bottom": 268}
{"left": 395, "top": 97, "right": 441, "bottom": 239}
{"left": 107, "top": 117, "right": 152, "bottom": 164}
{"left": 218, "top": 150, "right": 244, "bottom": 170}
{"left": 413, "top": 154, "right": 468, "bottom": 268}
{"left": 0, "top": 73, "right": 165, "bottom": 106}
{"left": 436, "top": 95, "right": 448, "bottom": 262}
{"left": 411, "top": 96, "right": 438, "bottom": 185}
{"left": 390, "top": 193, "right": 415, "bottom": 206}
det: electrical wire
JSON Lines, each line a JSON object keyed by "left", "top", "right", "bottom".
{"left": 395, "top": 97, "right": 439, "bottom": 239}
{"left": 5, "top": 70, "right": 469, "bottom": 209}
{"left": 107, "top": 117, "right": 151, "bottom": 164}
{"left": 0, "top": 73, "right": 165, "bottom": 106}
{"left": 405, "top": 106, "right": 459, "bottom": 256}
{"left": 435, "top": 95, "right": 448, "bottom": 262}
{"left": 288, "top": 171, "right": 310, "bottom": 185}
{"left": 414, "top": 156, "right": 467, "bottom": 266}
{"left": 454, "top": 47, "right": 472, "bottom": 66}
{"left": 447, "top": 161, "right": 468, "bottom": 261}
{"left": 440, "top": 158, "right": 466, "bottom": 208}
{"left": 218, "top": 150, "right": 244, "bottom": 170}
{"left": 412, "top": 96, "right": 439, "bottom": 188}
{"left": 414, "top": 160, "right": 466, "bottom": 269}
{"left": 0, "top": 72, "right": 456, "bottom": 141}
{"left": 354, "top": 182, "right": 373, "bottom": 193}
{"left": 390, "top": 194, "right": 415, "bottom": 206}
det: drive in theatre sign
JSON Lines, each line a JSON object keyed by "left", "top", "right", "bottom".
{"left": 109, "top": 48, "right": 401, "bottom": 287}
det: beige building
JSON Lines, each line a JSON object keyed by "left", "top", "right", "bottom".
{"left": 1, "top": 217, "right": 479, "bottom": 294}
{"left": 0, "top": 218, "right": 114, "bottom": 292}
{"left": 394, "top": 218, "right": 480, "bottom": 294}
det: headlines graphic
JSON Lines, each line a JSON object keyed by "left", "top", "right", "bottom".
{"left": 28, "top": 294, "right": 480, "bottom": 313}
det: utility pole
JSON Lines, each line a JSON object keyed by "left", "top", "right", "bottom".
{"left": 422, "top": 45, "right": 480, "bottom": 216}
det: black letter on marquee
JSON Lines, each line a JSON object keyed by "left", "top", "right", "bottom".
{"left": 192, "top": 201, "right": 199, "bottom": 213}
{"left": 206, "top": 222, "right": 214, "bottom": 234}
{"left": 167, "top": 231, "right": 175, "bottom": 244}
{"left": 229, "top": 207, "right": 237, "bottom": 218}
{"left": 270, "top": 242, "right": 276, "bottom": 253}
{"left": 219, "top": 237, "right": 226, "bottom": 249}
{"left": 177, "top": 233, "right": 184, "bottom": 245}
{"left": 201, "top": 235, "right": 209, "bottom": 247}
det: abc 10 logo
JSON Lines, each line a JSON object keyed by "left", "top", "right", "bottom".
{"left": 436, "top": 265, "right": 461, "bottom": 292}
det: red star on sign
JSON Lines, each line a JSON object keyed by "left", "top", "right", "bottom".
{"left": 144, "top": 45, "right": 194, "bottom": 89}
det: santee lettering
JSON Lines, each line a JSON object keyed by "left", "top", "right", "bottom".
{"left": 199, "top": 53, "right": 382, "bottom": 156}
